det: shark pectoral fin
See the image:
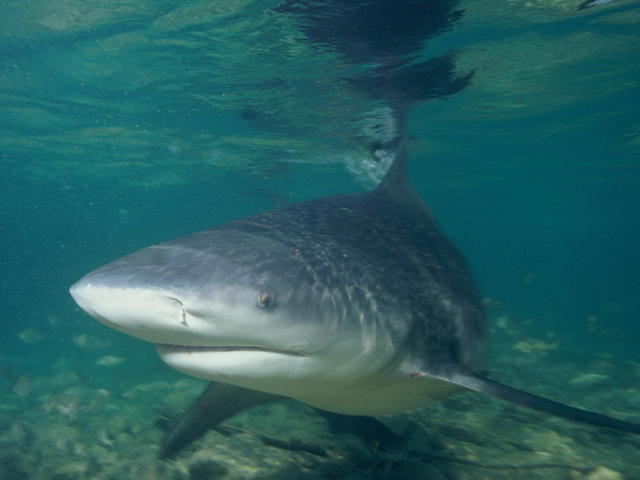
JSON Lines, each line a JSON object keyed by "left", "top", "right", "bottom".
{"left": 423, "top": 364, "right": 640, "bottom": 435}
{"left": 160, "top": 382, "right": 283, "bottom": 459}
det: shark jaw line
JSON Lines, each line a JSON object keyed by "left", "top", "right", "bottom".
{"left": 154, "top": 344, "right": 312, "bottom": 387}
{"left": 156, "top": 344, "right": 305, "bottom": 357}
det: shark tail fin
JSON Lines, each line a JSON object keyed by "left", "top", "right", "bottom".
{"left": 426, "top": 364, "right": 640, "bottom": 435}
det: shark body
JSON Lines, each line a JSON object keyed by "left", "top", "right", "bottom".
{"left": 70, "top": 142, "right": 640, "bottom": 457}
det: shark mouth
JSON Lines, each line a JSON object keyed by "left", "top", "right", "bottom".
{"left": 154, "top": 344, "right": 309, "bottom": 382}
{"left": 155, "top": 344, "right": 305, "bottom": 357}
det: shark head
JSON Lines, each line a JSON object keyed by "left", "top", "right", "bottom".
{"left": 70, "top": 202, "right": 430, "bottom": 414}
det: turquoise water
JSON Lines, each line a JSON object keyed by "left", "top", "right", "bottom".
{"left": 1, "top": 1, "right": 640, "bottom": 479}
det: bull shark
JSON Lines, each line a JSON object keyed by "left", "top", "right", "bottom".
{"left": 70, "top": 139, "right": 640, "bottom": 459}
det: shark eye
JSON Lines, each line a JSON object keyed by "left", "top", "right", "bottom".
{"left": 257, "top": 289, "right": 275, "bottom": 308}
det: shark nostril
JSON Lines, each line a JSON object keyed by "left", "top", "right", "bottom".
{"left": 169, "top": 298, "right": 188, "bottom": 326}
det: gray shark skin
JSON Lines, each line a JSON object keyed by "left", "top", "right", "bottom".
{"left": 70, "top": 142, "right": 640, "bottom": 459}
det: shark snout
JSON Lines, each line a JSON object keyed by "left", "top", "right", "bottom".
{"left": 70, "top": 275, "right": 194, "bottom": 344}
{"left": 69, "top": 278, "right": 104, "bottom": 321}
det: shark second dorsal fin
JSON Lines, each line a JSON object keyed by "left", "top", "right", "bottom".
{"left": 422, "top": 363, "right": 640, "bottom": 435}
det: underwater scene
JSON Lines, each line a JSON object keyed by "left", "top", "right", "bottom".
{"left": 1, "top": 0, "right": 640, "bottom": 479}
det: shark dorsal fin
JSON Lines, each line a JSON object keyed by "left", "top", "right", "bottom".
{"left": 375, "top": 137, "right": 409, "bottom": 198}
{"left": 373, "top": 137, "right": 432, "bottom": 216}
